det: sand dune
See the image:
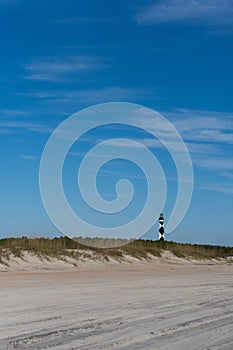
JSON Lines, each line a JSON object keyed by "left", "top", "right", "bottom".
{"left": 0, "top": 262, "right": 233, "bottom": 349}
{"left": 1, "top": 250, "right": 232, "bottom": 273}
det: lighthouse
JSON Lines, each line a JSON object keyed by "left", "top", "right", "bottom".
{"left": 159, "top": 213, "right": 165, "bottom": 241}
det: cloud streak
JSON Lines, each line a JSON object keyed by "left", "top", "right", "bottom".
{"left": 0, "top": 120, "right": 53, "bottom": 134}
{"left": 137, "top": 0, "right": 233, "bottom": 28}
{"left": 23, "top": 56, "right": 107, "bottom": 82}
{"left": 123, "top": 107, "right": 233, "bottom": 173}
{"left": 16, "top": 86, "right": 157, "bottom": 105}
{"left": 53, "top": 17, "right": 112, "bottom": 24}
{"left": 161, "top": 108, "right": 233, "bottom": 173}
{"left": 164, "top": 108, "right": 233, "bottom": 144}
{"left": 0, "top": 109, "right": 31, "bottom": 118}
{"left": 199, "top": 183, "right": 233, "bottom": 194}
{"left": 19, "top": 154, "right": 37, "bottom": 160}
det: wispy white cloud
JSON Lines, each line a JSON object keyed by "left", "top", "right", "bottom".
{"left": 185, "top": 142, "right": 220, "bottom": 155}
{"left": 105, "top": 138, "right": 161, "bottom": 149}
{"left": 195, "top": 158, "right": 233, "bottom": 170}
{"left": 61, "top": 44, "right": 108, "bottom": 49}
{"left": 19, "top": 154, "right": 37, "bottom": 160}
{"left": 99, "top": 168, "right": 159, "bottom": 181}
{"left": 16, "top": 86, "right": 157, "bottom": 105}
{"left": 137, "top": 0, "right": 233, "bottom": 29}
{"left": 117, "top": 107, "right": 233, "bottom": 172}
{"left": 23, "top": 56, "right": 107, "bottom": 82}
{"left": 0, "top": 111, "right": 35, "bottom": 134}
{"left": 161, "top": 108, "right": 233, "bottom": 172}
{"left": 0, "top": 128, "right": 14, "bottom": 135}
{"left": 0, "top": 120, "right": 53, "bottom": 134}
{"left": 199, "top": 183, "right": 233, "bottom": 194}
{"left": 220, "top": 171, "right": 233, "bottom": 179}
{"left": 53, "top": 17, "right": 111, "bottom": 24}
{"left": 164, "top": 108, "right": 233, "bottom": 144}
{"left": 0, "top": 109, "right": 31, "bottom": 118}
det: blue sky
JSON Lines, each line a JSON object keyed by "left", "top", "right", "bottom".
{"left": 0, "top": 0, "right": 233, "bottom": 245}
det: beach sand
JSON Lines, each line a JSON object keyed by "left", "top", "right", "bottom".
{"left": 0, "top": 261, "right": 233, "bottom": 349}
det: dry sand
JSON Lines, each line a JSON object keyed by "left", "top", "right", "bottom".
{"left": 0, "top": 260, "right": 233, "bottom": 349}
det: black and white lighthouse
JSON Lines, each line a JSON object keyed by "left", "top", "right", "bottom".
{"left": 159, "top": 213, "right": 165, "bottom": 241}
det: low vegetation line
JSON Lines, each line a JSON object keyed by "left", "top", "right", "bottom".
{"left": 0, "top": 237, "right": 233, "bottom": 264}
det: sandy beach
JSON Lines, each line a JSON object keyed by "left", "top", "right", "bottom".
{"left": 0, "top": 261, "right": 233, "bottom": 350}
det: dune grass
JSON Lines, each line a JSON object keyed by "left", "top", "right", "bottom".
{"left": 0, "top": 236, "right": 233, "bottom": 265}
